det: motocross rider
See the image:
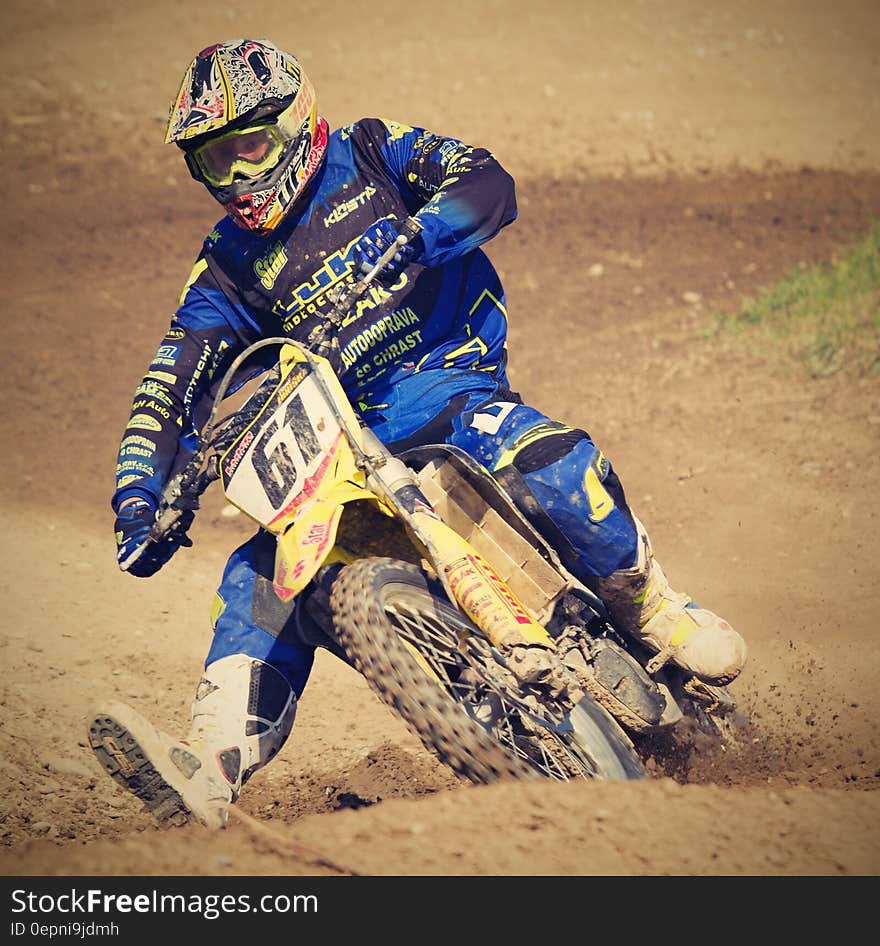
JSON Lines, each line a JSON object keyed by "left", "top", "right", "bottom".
{"left": 91, "top": 39, "right": 747, "bottom": 829}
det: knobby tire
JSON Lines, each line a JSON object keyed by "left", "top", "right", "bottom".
{"left": 330, "top": 557, "right": 645, "bottom": 784}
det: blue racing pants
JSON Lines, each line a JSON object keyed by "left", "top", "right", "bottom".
{"left": 206, "top": 369, "right": 639, "bottom": 692}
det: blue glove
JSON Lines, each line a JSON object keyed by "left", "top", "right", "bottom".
{"left": 352, "top": 217, "right": 424, "bottom": 284}
{"left": 114, "top": 497, "right": 192, "bottom": 578}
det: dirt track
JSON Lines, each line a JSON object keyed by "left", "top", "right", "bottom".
{"left": 1, "top": 0, "right": 879, "bottom": 877}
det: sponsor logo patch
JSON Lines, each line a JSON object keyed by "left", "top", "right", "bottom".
{"left": 253, "top": 242, "right": 289, "bottom": 290}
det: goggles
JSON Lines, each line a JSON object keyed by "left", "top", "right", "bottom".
{"left": 186, "top": 123, "right": 289, "bottom": 188}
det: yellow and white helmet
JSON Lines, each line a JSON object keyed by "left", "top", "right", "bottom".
{"left": 166, "top": 39, "right": 327, "bottom": 233}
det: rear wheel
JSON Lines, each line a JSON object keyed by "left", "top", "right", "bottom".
{"left": 330, "top": 558, "right": 645, "bottom": 784}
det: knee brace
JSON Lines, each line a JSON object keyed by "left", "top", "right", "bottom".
{"left": 452, "top": 403, "right": 639, "bottom": 580}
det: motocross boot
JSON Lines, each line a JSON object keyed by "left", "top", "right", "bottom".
{"left": 88, "top": 654, "right": 297, "bottom": 829}
{"left": 594, "top": 519, "right": 747, "bottom": 685}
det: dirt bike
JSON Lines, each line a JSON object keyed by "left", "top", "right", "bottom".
{"left": 137, "top": 226, "right": 739, "bottom": 785}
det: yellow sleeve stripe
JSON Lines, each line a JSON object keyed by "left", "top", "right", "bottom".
{"left": 178, "top": 258, "right": 209, "bottom": 307}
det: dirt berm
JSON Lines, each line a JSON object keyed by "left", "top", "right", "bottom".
{"left": 1, "top": 0, "right": 878, "bottom": 877}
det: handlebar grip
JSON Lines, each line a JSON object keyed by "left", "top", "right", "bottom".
{"left": 399, "top": 215, "right": 424, "bottom": 243}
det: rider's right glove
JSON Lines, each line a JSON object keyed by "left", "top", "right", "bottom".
{"left": 114, "top": 496, "right": 192, "bottom": 579}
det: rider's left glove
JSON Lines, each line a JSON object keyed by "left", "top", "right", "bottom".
{"left": 114, "top": 496, "right": 192, "bottom": 579}
{"left": 352, "top": 216, "right": 424, "bottom": 285}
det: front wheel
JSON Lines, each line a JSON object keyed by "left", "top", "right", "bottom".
{"left": 330, "top": 558, "right": 645, "bottom": 784}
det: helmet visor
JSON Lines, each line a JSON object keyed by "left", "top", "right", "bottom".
{"left": 187, "top": 124, "right": 287, "bottom": 187}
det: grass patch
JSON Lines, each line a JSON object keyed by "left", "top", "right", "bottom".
{"left": 708, "top": 220, "right": 880, "bottom": 377}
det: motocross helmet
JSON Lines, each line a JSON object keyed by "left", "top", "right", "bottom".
{"left": 165, "top": 39, "right": 328, "bottom": 233}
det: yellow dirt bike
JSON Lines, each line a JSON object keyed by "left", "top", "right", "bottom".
{"left": 147, "top": 237, "right": 737, "bottom": 785}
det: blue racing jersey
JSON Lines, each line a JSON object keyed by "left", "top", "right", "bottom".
{"left": 114, "top": 117, "right": 517, "bottom": 508}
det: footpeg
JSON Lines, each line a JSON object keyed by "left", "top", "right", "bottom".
{"left": 682, "top": 676, "right": 737, "bottom": 715}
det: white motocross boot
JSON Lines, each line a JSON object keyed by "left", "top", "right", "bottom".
{"left": 594, "top": 519, "right": 747, "bottom": 685}
{"left": 88, "top": 654, "right": 297, "bottom": 829}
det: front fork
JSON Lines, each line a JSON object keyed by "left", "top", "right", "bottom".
{"left": 290, "top": 345, "right": 552, "bottom": 655}
{"left": 357, "top": 427, "right": 558, "bottom": 655}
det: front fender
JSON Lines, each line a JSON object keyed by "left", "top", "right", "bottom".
{"left": 272, "top": 485, "right": 377, "bottom": 601}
